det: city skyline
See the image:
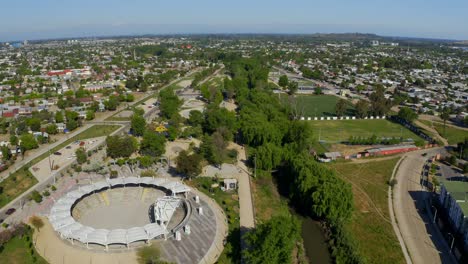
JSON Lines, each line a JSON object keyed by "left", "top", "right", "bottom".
{"left": 1, "top": 0, "right": 467, "bottom": 41}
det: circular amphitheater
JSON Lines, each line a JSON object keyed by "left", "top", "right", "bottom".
{"left": 48, "top": 177, "right": 192, "bottom": 250}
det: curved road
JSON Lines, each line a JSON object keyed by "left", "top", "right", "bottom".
{"left": 393, "top": 147, "right": 456, "bottom": 264}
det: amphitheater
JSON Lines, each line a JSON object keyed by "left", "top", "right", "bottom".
{"left": 48, "top": 177, "right": 195, "bottom": 251}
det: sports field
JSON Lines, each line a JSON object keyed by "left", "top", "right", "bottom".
{"left": 309, "top": 119, "right": 422, "bottom": 143}
{"left": 282, "top": 95, "right": 355, "bottom": 117}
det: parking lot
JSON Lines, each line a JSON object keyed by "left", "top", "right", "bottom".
{"left": 30, "top": 137, "right": 106, "bottom": 182}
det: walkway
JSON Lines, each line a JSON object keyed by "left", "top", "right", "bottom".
{"left": 392, "top": 148, "right": 455, "bottom": 264}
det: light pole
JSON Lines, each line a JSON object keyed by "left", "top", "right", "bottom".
{"left": 448, "top": 233, "right": 455, "bottom": 251}
{"left": 431, "top": 205, "right": 438, "bottom": 224}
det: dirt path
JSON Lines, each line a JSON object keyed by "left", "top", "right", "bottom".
{"left": 414, "top": 120, "right": 449, "bottom": 146}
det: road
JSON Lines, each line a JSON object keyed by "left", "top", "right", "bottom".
{"left": 393, "top": 147, "right": 456, "bottom": 264}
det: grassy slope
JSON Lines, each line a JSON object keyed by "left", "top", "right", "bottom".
{"left": 327, "top": 158, "right": 405, "bottom": 264}
{"left": 432, "top": 123, "right": 467, "bottom": 145}
{"left": 309, "top": 119, "right": 422, "bottom": 143}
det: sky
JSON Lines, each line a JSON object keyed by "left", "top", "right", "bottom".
{"left": 1, "top": 0, "right": 467, "bottom": 41}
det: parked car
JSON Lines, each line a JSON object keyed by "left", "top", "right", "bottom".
{"left": 66, "top": 146, "right": 72, "bottom": 149}
{"left": 5, "top": 208, "right": 16, "bottom": 215}
{"left": 54, "top": 152, "right": 62, "bottom": 155}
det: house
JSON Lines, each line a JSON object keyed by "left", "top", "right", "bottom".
{"left": 439, "top": 181, "right": 468, "bottom": 249}
{"left": 223, "top": 179, "right": 237, "bottom": 191}
{"left": 323, "top": 152, "right": 342, "bottom": 160}
{"left": 56, "top": 123, "right": 66, "bottom": 133}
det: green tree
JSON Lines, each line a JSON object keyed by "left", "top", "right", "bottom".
{"left": 140, "top": 130, "right": 166, "bottom": 157}
{"left": 159, "top": 88, "right": 182, "bottom": 119}
{"left": 104, "top": 95, "right": 119, "bottom": 111}
{"left": 369, "top": 86, "right": 391, "bottom": 116}
{"left": 398, "top": 107, "right": 418, "bottom": 123}
{"left": 46, "top": 124, "right": 58, "bottom": 134}
{"left": 106, "top": 135, "right": 138, "bottom": 158}
{"left": 176, "top": 150, "right": 203, "bottom": 178}
{"left": 75, "top": 148, "right": 87, "bottom": 164}
{"left": 85, "top": 110, "right": 95, "bottom": 121}
{"left": 355, "top": 99, "right": 369, "bottom": 118}
{"left": 20, "top": 133, "right": 38, "bottom": 150}
{"left": 278, "top": 75, "right": 289, "bottom": 88}
{"left": 55, "top": 111, "right": 64, "bottom": 123}
{"left": 1, "top": 146, "right": 11, "bottom": 161}
{"left": 288, "top": 81, "right": 298, "bottom": 95}
{"left": 440, "top": 108, "right": 450, "bottom": 137}
{"left": 27, "top": 118, "right": 41, "bottom": 131}
{"left": 243, "top": 216, "right": 301, "bottom": 264}
{"left": 188, "top": 110, "right": 204, "bottom": 126}
{"left": 131, "top": 113, "right": 146, "bottom": 137}
{"left": 335, "top": 99, "right": 348, "bottom": 117}
{"left": 10, "top": 135, "right": 18, "bottom": 146}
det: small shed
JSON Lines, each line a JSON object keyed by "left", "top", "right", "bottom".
{"left": 223, "top": 179, "right": 237, "bottom": 191}
{"left": 323, "top": 152, "right": 342, "bottom": 161}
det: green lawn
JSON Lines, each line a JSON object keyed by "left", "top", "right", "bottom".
{"left": 0, "top": 125, "right": 121, "bottom": 209}
{"left": 0, "top": 228, "right": 48, "bottom": 264}
{"left": 309, "top": 119, "right": 422, "bottom": 143}
{"left": 431, "top": 123, "right": 467, "bottom": 145}
{"left": 281, "top": 94, "right": 355, "bottom": 117}
{"left": 327, "top": 158, "right": 405, "bottom": 264}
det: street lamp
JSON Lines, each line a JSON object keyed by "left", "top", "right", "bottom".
{"left": 431, "top": 205, "right": 438, "bottom": 224}
{"left": 448, "top": 233, "right": 455, "bottom": 251}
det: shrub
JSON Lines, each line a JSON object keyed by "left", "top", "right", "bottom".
{"left": 30, "top": 191, "right": 43, "bottom": 203}
{"left": 51, "top": 185, "right": 57, "bottom": 191}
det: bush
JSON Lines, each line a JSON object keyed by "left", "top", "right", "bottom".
{"left": 30, "top": 190, "right": 43, "bottom": 203}
{"left": 51, "top": 185, "right": 57, "bottom": 191}
{"left": 110, "top": 170, "right": 118, "bottom": 179}
{"left": 42, "top": 190, "right": 50, "bottom": 197}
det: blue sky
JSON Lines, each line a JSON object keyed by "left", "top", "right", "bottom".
{"left": 1, "top": 0, "right": 467, "bottom": 41}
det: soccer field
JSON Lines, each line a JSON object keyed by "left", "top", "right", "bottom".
{"left": 309, "top": 119, "right": 422, "bottom": 143}
{"left": 282, "top": 94, "right": 355, "bottom": 117}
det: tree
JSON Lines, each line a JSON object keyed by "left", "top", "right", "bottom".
{"left": 243, "top": 216, "right": 301, "bottom": 264}
{"left": 204, "top": 107, "right": 237, "bottom": 135}
{"left": 278, "top": 75, "right": 289, "bottom": 88}
{"left": 176, "top": 150, "right": 203, "bottom": 178}
{"left": 46, "top": 124, "right": 58, "bottom": 135}
{"left": 140, "top": 130, "right": 166, "bottom": 157}
{"left": 19, "top": 134, "right": 38, "bottom": 150}
{"left": 10, "top": 135, "right": 18, "bottom": 146}
{"left": 76, "top": 148, "right": 87, "bottom": 164}
{"left": 335, "top": 99, "right": 348, "bottom": 117}
{"left": 55, "top": 111, "right": 64, "bottom": 123}
{"left": 85, "top": 110, "right": 95, "bottom": 121}
{"left": 188, "top": 110, "right": 204, "bottom": 126}
{"left": 369, "top": 86, "right": 391, "bottom": 116}
{"left": 106, "top": 135, "right": 138, "bottom": 158}
{"left": 27, "top": 118, "right": 41, "bottom": 131}
{"left": 287, "top": 81, "right": 298, "bottom": 95}
{"left": 440, "top": 108, "right": 450, "bottom": 137}
{"left": 65, "top": 111, "right": 80, "bottom": 131}
{"left": 1, "top": 146, "right": 11, "bottom": 161}
{"left": 104, "top": 95, "right": 119, "bottom": 111}
{"left": 29, "top": 216, "right": 44, "bottom": 232}
{"left": 398, "top": 107, "right": 418, "bottom": 123}
{"left": 159, "top": 88, "right": 182, "bottom": 119}
{"left": 131, "top": 113, "right": 146, "bottom": 137}
{"left": 314, "top": 87, "right": 322, "bottom": 95}
{"left": 355, "top": 99, "right": 369, "bottom": 118}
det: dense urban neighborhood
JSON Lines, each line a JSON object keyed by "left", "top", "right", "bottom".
{"left": 0, "top": 34, "right": 467, "bottom": 264}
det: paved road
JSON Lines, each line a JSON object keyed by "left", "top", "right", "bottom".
{"left": 393, "top": 147, "right": 456, "bottom": 264}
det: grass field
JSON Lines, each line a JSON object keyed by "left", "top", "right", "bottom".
{"left": 0, "top": 168, "right": 37, "bottom": 208}
{"left": 327, "top": 158, "right": 405, "bottom": 264}
{"left": 0, "top": 228, "right": 48, "bottom": 264}
{"left": 309, "top": 119, "right": 422, "bottom": 143}
{"left": 431, "top": 122, "right": 467, "bottom": 145}
{"left": 252, "top": 172, "right": 290, "bottom": 222}
{"left": 281, "top": 94, "right": 355, "bottom": 117}
{"left": 0, "top": 125, "right": 121, "bottom": 208}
